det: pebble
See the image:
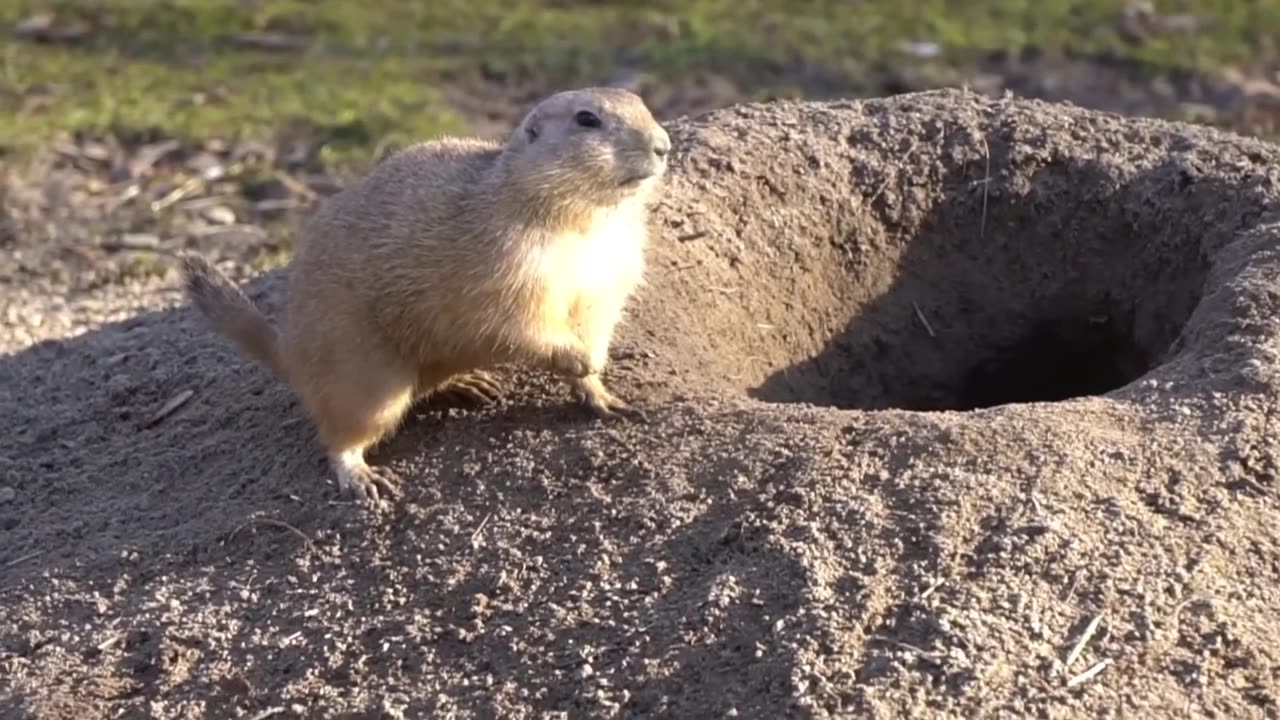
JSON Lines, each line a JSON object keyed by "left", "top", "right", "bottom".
{"left": 202, "top": 206, "right": 237, "bottom": 225}
{"left": 118, "top": 233, "right": 160, "bottom": 249}
{"left": 0, "top": 487, "right": 14, "bottom": 504}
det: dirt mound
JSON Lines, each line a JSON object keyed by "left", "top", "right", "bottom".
{"left": 3, "top": 88, "right": 1279, "bottom": 719}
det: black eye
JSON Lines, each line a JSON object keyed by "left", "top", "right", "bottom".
{"left": 575, "top": 110, "right": 602, "bottom": 128}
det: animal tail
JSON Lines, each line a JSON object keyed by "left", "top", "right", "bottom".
{"left": 178, "top": 252, "right": 287, "bottom": 380}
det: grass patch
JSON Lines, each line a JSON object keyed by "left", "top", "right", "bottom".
{"left": 1, "top": 0, "right": 1277, "bottom": 166}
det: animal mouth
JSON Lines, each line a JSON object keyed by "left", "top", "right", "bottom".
{"left": 620, "top": 168, "right": 660, "bottom": 186}
{"left": 622, "top": 155, "right": 670, "bottom": 185}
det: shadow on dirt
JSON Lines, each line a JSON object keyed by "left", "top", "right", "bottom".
{"left": 752, "top": 125, "right": 1268, "bottom": 413}
{"left": 0, "top": 266, "right": 874, "bottom": 716}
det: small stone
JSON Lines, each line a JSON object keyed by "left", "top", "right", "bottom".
{"left": 202, "top": 206, "right": 237, "bottom": 225}
{"left": 117, "top": 233, "right": 159, "bottom": 250}
{"left": 0, "top": 487, "right": 14, "bottom": 504}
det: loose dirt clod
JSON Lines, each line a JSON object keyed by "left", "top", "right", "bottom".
{"left": 2, "top": 89, "right": 1279, "bottom": 718}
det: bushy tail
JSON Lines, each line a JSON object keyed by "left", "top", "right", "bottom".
{"left": 178, "top": 252, "right": 287, "bottom": 380}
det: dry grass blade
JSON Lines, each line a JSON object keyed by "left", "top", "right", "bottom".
{"left": 143, "top": 389, "right": 195, "bottom": 428}
{"left": 471, "top": 512, "right": 493, "bottom": 546}
{"left": 151, "top": 176, "right": 206, "bottom": 213}
{"left": 912, "top": 302, "right": 937, "bottom": 338}
{"left": 1063, "top": 612, "right": 1104, "bottom": 670}
{"left": 229, "top": 516, "right": 315, "bottom": 552}
{"left": 979, "top": 133, "right": 992, "bottom": 238}
{"left": 870, "top": 635, "right": 946, "bottom": 663}
{"left": 918, "top": 577, "right": 945, "bottom": 600}
{"left": 4, "top": 551, "right": 42, "bottom": 568}
{"left": 1066, "top": 658, "right": 1113, "bottom": 688}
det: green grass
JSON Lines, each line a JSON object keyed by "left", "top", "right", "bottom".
{"left": 2, "top": 0, "right": 1278, "bottom": 167}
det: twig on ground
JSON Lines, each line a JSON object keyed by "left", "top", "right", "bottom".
{"left": 918, "top": 577, "right": 945, "bottom": 600}
{"left": 142, "top": 389, "right": 195, "bottom": 428}
{"left": 4, "top": 551, "right": 42, "bottom": 568}
{"left": 150, "top": 161, "right": 244, "bottom": 213}
{"left": 870, "top": 635, "right": 945, "bottom": 663}
{"left": 1063, "top": 611, "right": 1105, "bottom": 670}
{"left": 1061, "top": 569, "right": 1082, "bottom": 602}
{"left": 1172, "top": 594, "right": 1205, "bottom": 618}
{"left": 230, "top": 516, "right": 314, "bottom": 551}
{"left": 273, "top": 171, "right": 318, "bottom": 201}
{"left": 1066, "top": 658, "right": 1113, "bottom": 688}
{"left": 978, "top": 133, "right": 992, "bottom": 239}
{"left": 151, "top": 176, "right": 205, "bottom": 213}
{"left": 470, "top": 513, "right": 493, "bottom": 546}
{"left": 912, "top": 302, "right": 937, "bottom": 338}
{"left": 726, "top": 356, "right": 769, "bottom": 382}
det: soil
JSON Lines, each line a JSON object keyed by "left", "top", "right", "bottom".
{"left": 3, "top": 89, "right": 1280, "bottom": 719}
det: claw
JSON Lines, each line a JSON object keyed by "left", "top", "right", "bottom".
{"left": 425, "top": 370, "right": 505, "bottom": 409}
{"left": 571, "top": 375, "right": 648, "bottom": 423}
{"left": 332, "top": 452, "right": 402, "bottom": 508}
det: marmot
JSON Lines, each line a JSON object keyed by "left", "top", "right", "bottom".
{"left": 180, "top": 87, "right": 671, "bottom": 506}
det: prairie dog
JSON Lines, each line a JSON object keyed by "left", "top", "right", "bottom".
{"left": 181, "top": 87, "right": 671, "bottom": 506}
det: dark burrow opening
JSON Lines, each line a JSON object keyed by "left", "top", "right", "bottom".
{"left": 948, "top": 308, "right": 1155, "bottom": 411}
{"left": 747, "top": 152, "right": 1247, "bottom": 413}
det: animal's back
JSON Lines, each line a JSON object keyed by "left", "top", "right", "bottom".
{"left": 281, "top": 137, "right": 503, "bottom": 346}
{"left": 295, "top": 136, "right": 502, "bottom": 272}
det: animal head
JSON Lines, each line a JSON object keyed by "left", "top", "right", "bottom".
{"left": 500, "top": 87, "right": 671, "bottom": 211}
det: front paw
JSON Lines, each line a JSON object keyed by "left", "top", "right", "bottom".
{"left": 548, "top": 343, "right": 593, "bottom": 378}
{"left": 570, "top": 375, "right": 648, "bottom": 422}
{"left": 334, "top": 461, "right": 402, "bottom": 508}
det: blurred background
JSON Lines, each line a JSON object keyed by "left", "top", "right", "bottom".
{"left": 2, "top": 0, "right": 1279, "bottom": 292}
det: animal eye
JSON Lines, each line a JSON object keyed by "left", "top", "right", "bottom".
{"left": 575, "top": 110, "right": 602, "bottom": 128}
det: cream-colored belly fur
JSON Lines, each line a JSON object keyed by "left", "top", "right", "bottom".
{"left": 535, "top": 202, "right": 647, "bottom": 332}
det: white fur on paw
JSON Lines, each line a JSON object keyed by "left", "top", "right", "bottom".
{"left": 332, "top": 450, "right": 401, "bottom": 505}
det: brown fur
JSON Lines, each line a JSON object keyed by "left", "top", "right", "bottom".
{"left": 180, "top": 87, "right": 671, "bottom": 506}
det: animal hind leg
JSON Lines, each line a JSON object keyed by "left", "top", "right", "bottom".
{"left": 296, "top": 349, "right": 417, "bottom": 506}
